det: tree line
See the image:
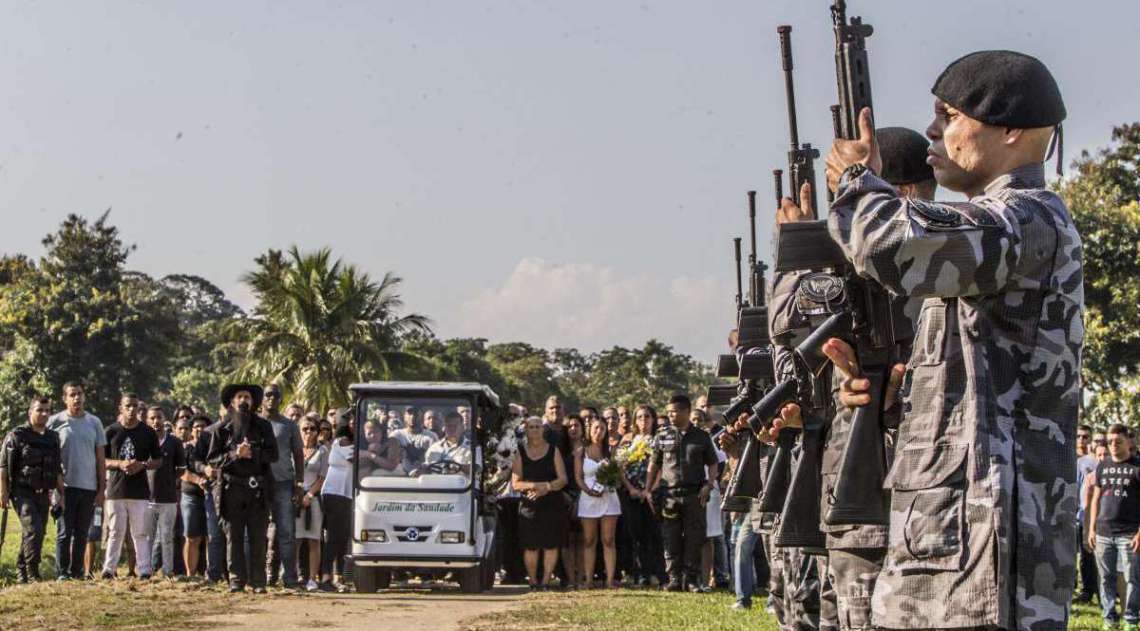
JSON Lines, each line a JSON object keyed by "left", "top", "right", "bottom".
{"left": 0, "top": 216, "right": 713, "bottom": 433}
{"left": 0, "top": 122, "right": 1136, "bottom": 433}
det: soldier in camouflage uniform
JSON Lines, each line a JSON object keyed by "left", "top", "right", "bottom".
{"left": 821, "top": 51, "right": 1082, "bottom": 630}
{"left": 823, "top": 128, "right": 933, "bottom": 631}
{"left": 767, "top": 127, "right": 936, "bottom": 631}
{"left": 766, "top": 277, "right": 832, "bottom": 631}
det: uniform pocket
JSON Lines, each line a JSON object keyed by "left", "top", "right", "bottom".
{"left": 910, "top": 300, "right": 947, "bottom": 366}
{"left": 886, "top": 443, "right": 968, "bottom": 572}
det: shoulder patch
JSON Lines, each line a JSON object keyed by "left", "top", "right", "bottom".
{"left": 910, "top": 200, "right": 961, "bottom": 228}
{"left": 796, "top": 272, "right": 847, "bottom": 316}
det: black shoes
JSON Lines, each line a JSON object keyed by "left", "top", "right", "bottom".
{"left": 663, "top": 581, "right": 683, "bottom": 592}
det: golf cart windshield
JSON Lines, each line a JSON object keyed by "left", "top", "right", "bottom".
{"left": 355, "top": 395, "right": 475, "bottom": 492}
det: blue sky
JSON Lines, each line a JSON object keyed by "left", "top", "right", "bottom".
{"left": 0, "top": 1, "right": 1135, "bottom": 360}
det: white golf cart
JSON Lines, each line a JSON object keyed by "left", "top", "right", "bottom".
{"left": 347, "top": 382, "right": 501, "bottom": 593}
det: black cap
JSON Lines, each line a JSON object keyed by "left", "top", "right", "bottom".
{"left": 876, "top": 127, "right": 934, "bottom": 185}
{"left": 932, "top": 50, "right": 1066, "bottom": 128}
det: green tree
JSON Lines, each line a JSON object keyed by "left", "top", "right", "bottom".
{"left": 552, "top": 347, "right": 591, "bottom": 412}
{"left": 580, "top": 340, "right": 708, "bottom": 409}
{"left": 0, "top": 212, "right": 179, "bottom": 424}
{"left": 1057, "top": 123, "right": 1140, "bottom": 426}
{"left": 486, "top": 342, "right": 559, "bottom": 410}
{"left": 231, "top": 246, "right": 431, "bottom": 412}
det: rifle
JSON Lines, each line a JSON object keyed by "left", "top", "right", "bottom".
{"left": 777, "top": 25, "right": 819, "bottom": 213}
{"left": 820, "top": 0, "right": 894, "bottom": 526}
{"left": 0, "top": 505, "right": 7, "bottom": 560}
{"left": 720, "top": 192, "right": 776, "bottom": 514}
{"left": 768, "top": 1, "right": 890, "bottom": 526}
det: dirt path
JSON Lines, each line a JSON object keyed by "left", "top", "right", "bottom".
{"left": 220, "top": 585, "right": 529, "bottom": 630}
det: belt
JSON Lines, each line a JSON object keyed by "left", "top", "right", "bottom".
{"left": 663, "top": 485, "right": 701, "bottom": 497}
{"left": 222, "top": 474, "right": 265, "bottom": 489}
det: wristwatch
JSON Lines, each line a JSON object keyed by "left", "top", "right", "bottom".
{"left": 839, "top": 163, "right": 872, "bottom": 190}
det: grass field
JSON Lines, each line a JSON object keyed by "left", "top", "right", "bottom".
{"left": 465, "top": 588, "right": 1106, "bottom": 631}
{"left": 0, "top": 511, "right": 1116, "bottom": 629}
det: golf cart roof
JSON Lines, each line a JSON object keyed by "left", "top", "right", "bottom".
{"left": 349, "top": 381, "right": 501, "bottom": 408}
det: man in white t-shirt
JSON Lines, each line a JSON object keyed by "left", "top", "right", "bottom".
{"left": 420, "top": 413, "right": 472, "bottom": 472}
{"left": 394, "top": 406, "right": 437, "bottom": 474}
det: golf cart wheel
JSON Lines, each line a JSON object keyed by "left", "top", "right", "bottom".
{"left": 354, "top": 566, "right": 378, "bottom": 593}
{"left": 458, "top": 565, "right": 483, "bottom": 593}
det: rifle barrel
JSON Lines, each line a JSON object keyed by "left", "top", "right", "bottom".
{"left": 734, "top": 238, "right": 743, "bottom": 308}
{"left": 777, "top": 26, "right": 799, "bottom": 149}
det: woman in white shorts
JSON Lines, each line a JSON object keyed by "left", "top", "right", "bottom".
{"left": 575, "top": 417, "right": 625, "bottom": 589}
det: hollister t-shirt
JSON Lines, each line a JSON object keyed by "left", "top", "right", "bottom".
{"left": 1095, "top": 457, "right": 1140, "bottom": 537}
{"left": 105, "top": 422, "right": 160, "bottom": 500}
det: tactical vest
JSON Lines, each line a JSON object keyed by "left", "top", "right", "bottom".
{"left": 14, "top": 428, "right": 61, "bottom": 492}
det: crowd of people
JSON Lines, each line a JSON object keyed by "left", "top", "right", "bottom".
{"left": 496, "top": 393, "right": 766, "bottom": 599}
{"left": 0, "top": 381, "right": 474, "bottom": 593}
{"left": 0, "top": 380, "right": 763, "bottom": 600}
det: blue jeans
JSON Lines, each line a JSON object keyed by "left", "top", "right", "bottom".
{"left": 268, "top": 480, "right": 298, "bottom": 586}
{"left": 1096, "top": 534, "right": 1140, "bottom": 624}
{"left": 734, "top": 514, "right": 762, "bottom": 604}
{"left": 204, "top": 489, "right": 226, "bottom": 582}
{"left": 56, "top": 487, "right": 96, "bottom": 579}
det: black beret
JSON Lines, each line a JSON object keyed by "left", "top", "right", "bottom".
{"left": 932, "top": 50, "right": 1065, "bottom": 128}
{"left": 876, "top": 127, "right": 933, "bottom": 185}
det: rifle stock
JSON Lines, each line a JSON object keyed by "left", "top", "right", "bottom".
{"left": 757, "top": 427, "right": 797, "bottom": 513}
{"left": 773, "top": 421, "right": 827, "bottom": 552}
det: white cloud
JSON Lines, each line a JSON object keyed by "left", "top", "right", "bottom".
{"left": 441, "top": 257, "right": 736, "bottom": 360}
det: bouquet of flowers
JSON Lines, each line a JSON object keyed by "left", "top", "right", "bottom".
{"left": 593, "top": 458, "right": 623, "bottom": 491}
{"left": 616, "top": 437, "right": 651, "bottom": 472}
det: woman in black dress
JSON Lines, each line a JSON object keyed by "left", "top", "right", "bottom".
{"left": 511, "top": 416, "right": 569, "bottom": 589}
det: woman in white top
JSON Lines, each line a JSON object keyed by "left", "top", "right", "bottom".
{"left": 319, "top": 423, "right": 355, "bottom": 592}
{"left": 575, "top": 417, "right": 627, "bottom": 589}
{"left": 295, "top": 418, "right": 328, "bottom": 592}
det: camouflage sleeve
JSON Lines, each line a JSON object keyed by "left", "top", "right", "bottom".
{"left": 768, "top": 270, "right": 807, "bottom": 343}
{"left": 0, "top": 432, "right": 14, "bottom": 472}
{"left": 827, "top": 171, "right": 1025, "bottom": 298}
{"left": 768, "top": 269, "right": 804, "bottom": 387}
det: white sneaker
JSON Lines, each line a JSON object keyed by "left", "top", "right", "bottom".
{"left": 305, "top": 579, "right": 319, "bottom": 592}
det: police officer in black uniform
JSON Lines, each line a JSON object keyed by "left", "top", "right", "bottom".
{"left": 645, "top": 394, "right": 718, "bottom": 591}
{"left": 0, "top": 396, "right": 64, "bottom": 583}
{"left": 204, "top": 384, "right": 279, "bottom": 593}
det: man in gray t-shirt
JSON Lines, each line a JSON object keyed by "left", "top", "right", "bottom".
{"left": 263, "top": 386, "right": 304, "bottom": 588}
{"left": 46, "top": 382, "right": 106, "bottom": 579}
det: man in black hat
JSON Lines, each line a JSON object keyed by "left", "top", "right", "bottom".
{"left": 204, "top": 384, "right": 279, "bottom": 593}
{"left": 818, "top": 51, "right": 1082, "bottom": 629}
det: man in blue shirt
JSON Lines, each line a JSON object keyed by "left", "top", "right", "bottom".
{"left": 47, "top": 382, "right": 107, "bottom": 580}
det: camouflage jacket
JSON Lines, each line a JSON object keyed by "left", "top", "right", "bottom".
{"left": 828, "top": 163, "right": 1084, "bottom": 631}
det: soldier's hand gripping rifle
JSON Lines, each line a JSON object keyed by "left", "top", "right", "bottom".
{"left": 719, "top": 192, "right": 777, "bottom": 513}
{"left": 741, "top": 27, "right": 838, "bottom": 551}
{"left": 770, "top": 1, "right": 892, "bottom": 526}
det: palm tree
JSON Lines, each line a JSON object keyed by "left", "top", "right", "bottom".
{"left": 232, "top": 246, "right": 431, "bottom": 412}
